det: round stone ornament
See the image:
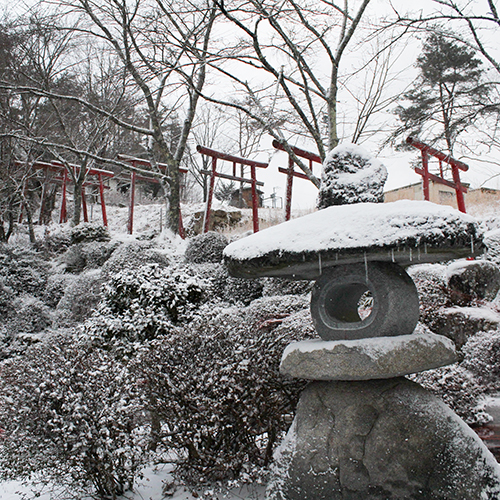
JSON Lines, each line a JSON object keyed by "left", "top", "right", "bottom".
{"left": 310, "top": 261, "right": 419, "bottom": 340}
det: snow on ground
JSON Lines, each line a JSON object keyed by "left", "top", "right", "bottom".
{"left": 0, "top": 465, "right": 267, "bottom": 500}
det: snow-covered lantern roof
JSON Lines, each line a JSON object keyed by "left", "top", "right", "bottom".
{"left": 224, "top": 200, "right": 483, "bottom": 281}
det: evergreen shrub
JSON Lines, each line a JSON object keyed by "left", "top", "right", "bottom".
{"left": 134, "top": 295, "right": 314, "bottom": 483}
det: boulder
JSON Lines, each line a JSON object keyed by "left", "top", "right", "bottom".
{"left": 189, "top": 209, "right": 242, "bottom": 235}
{"left": 280, "top": 331, "right": 457, "bottom": 380}
{"left": 447, "top": 260, "right": 500, "bottom": 305}
{"left": 267, "top": 378, "right": 500, "bottom": 500}
{"left": 428, "top": 306, "right": 500, "bottom": 350}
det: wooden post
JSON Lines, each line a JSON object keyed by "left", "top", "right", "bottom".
{"left": 98, "top": 173, "right": 108, "bottom": 227}
{"left": 421, "top": 151, "right": 430, "bottom": 201}
{"left": 128, "top": 170, "right": 136, "bottom": 234}
{"left": 59, "top": 169, "right": 68, "bottom": 223}
{"left": 285, "top": 155, "right": 294, "bottom": 221}
{"left": 203, "top": 156, "right": 217, "bottom": 233}
{"left": 251, "top": 165, "right": 259, "bottom": 232}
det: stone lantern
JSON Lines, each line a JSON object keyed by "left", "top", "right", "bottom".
{"left": 223, "top": 144, "right": 500, "bottom": 499}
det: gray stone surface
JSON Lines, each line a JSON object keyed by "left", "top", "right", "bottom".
{"left": 310, "top": 261, "right": 419, "bottom": 340}
{"left": 429, "top": 307, "right": 500, "bottom": 350}
{"left": 447, "top": 260, "right": 500, "bottom": 305}
{"left": 266, "top": 378, "right": 500, "bottom": 500}
{"left": 280, "top": 331, "right": 457, "bottom": 380}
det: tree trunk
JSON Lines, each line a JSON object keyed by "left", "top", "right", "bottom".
{"left": 73, "top": 181, "right": 83, "bottom": 226}
{"left": 328, "top": 64, "right": 340, "bottom": 150}
{"left": 24, "top": 199, "right": 36, "bottom": 244}
{"left": 167, "top": 164, "right": 180, "bottom": 234}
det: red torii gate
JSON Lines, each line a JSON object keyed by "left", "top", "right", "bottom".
{"left": 196, "top": 145, "right": 268, "bottom": 233}
{"left": 117, "top": 155, "right": 188, "bottom": 236}
{"left": 273, "top": 140, "right": 322, "bottom": 220}
{"left": 18, "top": 160, "right": 113, "bottom": 226}
{"left": 406, "top": 136, "right": 468, "bottom": 213}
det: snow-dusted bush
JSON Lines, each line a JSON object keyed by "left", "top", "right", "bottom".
{"left": 85, "top": 264, "right": 207, "bottom": 345}
{"left": 1, "top": 282, "right": 53, "bottom": 358}
{"left": 56, "top": 270, "right": 103, "bottom": 326}
{"left": 317, "top": 143, "right": 387, "bottom": 208}
{"left": 185, "top": 231, "right": 228, "bottom": 264}
{"left": 223, "top": 276, "right": 264, "bottom": 305}
{"left": 408, "top": 326, "right": 500, "bottom": 426}
{"left": 0, "top": 245, "right": 49, "bottom": 297}
{"left": 190, "top": 262, "right": 267, "bottom": 305}
{"left": 484, "top": 229, "right": 500, "bottom": 265}
{"left": 0, "top": 334, "right": 148, "bottom": 499}
{"left": 262, "top": 277, "right": 312, "bottom": 297}
{"left": 9, "top": 295, "right": 53, "bottom": 334}
{"left": 43, "top": 273, "right": 76, "bottom": 308}
{"left": 39, "top": 228, "right": 72, "bottom": 255}
{"left": 190, "top": 262, "right": 229, "bottom": 302}
{"left": 409, "top": 363, "right": 490, "bottom": 426}
{"left": 134, "top": 295, "right": 313, "bottom": 484}
{"left": 61, "top": 240, "right": 118, "bottom": 273}
{"left": 70, "top": 222, "right": 110, "bottom": 244}
{"left": 0, "top": 280, "right": 14, "bottom": 316}
{"left": 408, "top": 263, "right": 450, "bottom": 327}
{"left": 101, "top": 241, "right": 170, "bottom": 276}
{"left": 462, "top": 330, "right": 500, "bottom": 389}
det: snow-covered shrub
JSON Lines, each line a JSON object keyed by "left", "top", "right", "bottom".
{"left": 0, "top": 245, "right": 49, "bottom": 297}
{"left": 462, "top": 330, "right": 500, "bottom": 389}
{"left": 484, "top": 229, "right": 500, "bottom": 265}
{"left": 317, "top": 143, "right": 387, "bottom": 208}
{"left": 409, "top": 364, "right": 490, "bottom": 426}
{"left": 61, "top": 243, "right": 87, "bottom": 273}
{"left": 0, "top": 280, "right": 14, "bottom": 316}
{"left": 134, "top": 295, "right": 313, "bottom": 484}
{"left": 271, "top": 307, "right": 316, "bottom": 338}
{"left": 39, "top": 228, "right": 71, "bottom": 255}
{"left": 190, "top": 263, "right": 229, "bottom": 302}
{"left": 9, "top": 295, "right": 53, "bottom": 334}
{"left": 86, "top": 264, "right": 207, "bottom": 345}
{"left": 262, "top": 277, "right": 312, "bottom": 297}
{"left": 61, "top": 240, "right": 118, "bottom": 273}
{"left": 70, "top": 222, "right": 110, "bottom": 244}
{"left": 101, "top": 241, "right": 170, "bottom": 277}
{"left": 408, "top": 263, "right": 450, "bottom": 327}
{"left": 56, "top": 270, "right": 103, "bottom": 326}
{"left": 43, "top": 273, "right": 76, "bottom": 308}
{"left": 185, "top": 231, "right": 228, "bottom": 264}
{"left": 223, "top": 276, "right": 264, "bottom": 305}
{"left": 1, "top": 293, "right": 53, "bottom": 358}
{"left": 0, "top": 334, "right": 148, "bottom": 500}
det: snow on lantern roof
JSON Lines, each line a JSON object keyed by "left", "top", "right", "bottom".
{"left": 223, "top": 200, "right": 483, "bottom": 279}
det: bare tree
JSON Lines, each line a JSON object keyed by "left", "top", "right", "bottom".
{"left": 0, "top": 14, "right": 148, "bottom": 227}
{"left": 197, "top": 0, "right": 376, "bottom": 186}
{"left": 59, "top": 0, "right": 218, "bottom": 233}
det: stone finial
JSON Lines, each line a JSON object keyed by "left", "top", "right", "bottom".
{"left": 317, "top": 143, "right": 387, "bottom": 209}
